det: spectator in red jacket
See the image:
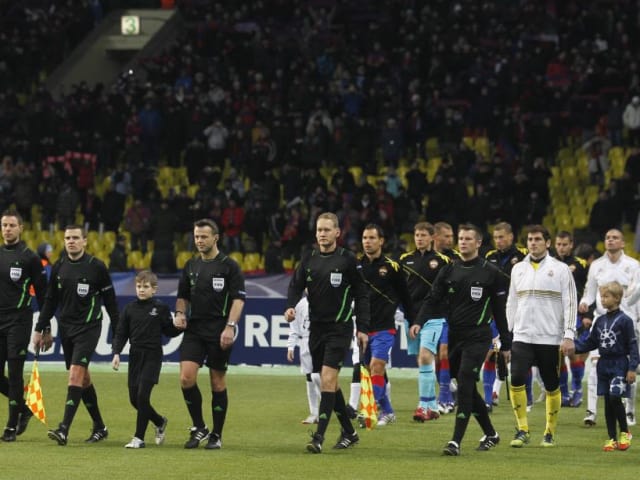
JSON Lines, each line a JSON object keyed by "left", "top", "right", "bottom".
{"left": 221, "top": 196, "right": 245, "bottom": 253}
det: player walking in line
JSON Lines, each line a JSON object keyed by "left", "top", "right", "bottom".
{"left": 416, "top": 223, "right": 511, "bottom": 456}
{"left": 34, "top": 225, "right": 119, "bottom": 446}
{"left": 285, "top": 212, "right": 370, "bottom": 454}
{"left": 0, "top": 210, "right": 47, "bottom": 441}
{"left": 173, "top": 219, "right": 246, "bottom": 450}
{"left": 400, "top": 221, "right": 449, "bottom": 421}
{"left": 112, "top": 270, "right": 181, "bottom": 448}
{"left": 507, "top": 225, "right": 577, "bottom": 448}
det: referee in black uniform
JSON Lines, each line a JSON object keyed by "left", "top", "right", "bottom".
{"left": 33, "top": 225, "right": 119, "bottom": 446}
{"left": 416, "top": 223, "right": 511, "bottom": 456}
{"left": 173, "top": 218, "right": 246, "bottom": 450}
{"left": 0, "top": 210, "right": 47, "bottom": 441}
{"left": 286, "top": 212, "right": 370, "bottom": 454}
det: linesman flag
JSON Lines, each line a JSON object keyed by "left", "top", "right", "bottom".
{"left": 25, "top": 350, "right": 47, "bottom": 425}
{"left": 358, "top": 364, "right": 378, "bottom": 430}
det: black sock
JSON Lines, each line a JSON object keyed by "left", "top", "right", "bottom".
{"left": 182, "top": 385, "right": 205, "bottom": 428}
{"left": 472, "top": 388, "right": 496, "bottom": 436}
{"left": 82, "top": 384, "right": 105, "bottom": 429}
{"left": 316, "top": 391, "right": 336, "bottom": 438}
{"left": 61, "top": 385, "right": 84, "bottom": 432}
{"left": 212, "top": 389, "right": 228, "bottom": 438}
{"left": 333, "top": 388, "right": 355, "bottom": 434}
{"left": 7, "top": 359, "right": 25, "bottom": 429}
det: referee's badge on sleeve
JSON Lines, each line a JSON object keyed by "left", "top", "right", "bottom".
{"left": 470, "top": 286, "right": 483, "bottom": 301}
{"left": 330, "top": 272, "right": 342, "bottom": 287}
{"left": 212, "top": 277, "right": 225, "bottom": 292}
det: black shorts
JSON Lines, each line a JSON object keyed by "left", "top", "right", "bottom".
{"left": 128, "top": 348, "right": 163, "bottom": 386}
{"left": 510, "top": 341, "right": 562, "bottom": 390}
{"left": 0, "top": 310, "right": 32, "bottom": 359}
{"left": 308, "top": 322, "right": 352, "bottom": 372}
{"left": 179, "top": 323, "right": 231, "bottom": 371}
{"left": 448, "top": 337, "right": 488, "bottom": 382}
{"left": 61, "top": 327, "right": 101, "bottom": 370}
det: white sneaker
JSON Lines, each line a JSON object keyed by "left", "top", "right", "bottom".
{"left": 584, "top": 410, "right": 596, "bottom": 426}
{"left": 377, "top": 413, "right": 396, "bottom": 427}
{"left": 125, "top": 437, "right": 145, "bottom": 449}
{"left": 155, "top": 417, "right": 168, "bottom": 445}
{"left": 301, "top": 415, "right": 318, "bottom": 424}
{"left": 627, "top": 412, "right": 636, "bottom": 426}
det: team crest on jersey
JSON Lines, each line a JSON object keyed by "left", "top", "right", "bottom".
{"left": 77, "top": 283, "right": 89, "bottom": 297}
{"left": 548, "top": 270, "right": 554, "bottom": 277}
{"left": 212, "top": 277, "right": 225, "bottom": 292}
{"left": 330, "top": 272, "right": 342, "bottom": 287}
{"left": 150, "top": 308, "right": 158, "bottom": 316}
{"left": 378, "top": 265, "right": 388, "bottom": 277}
{"left": 470, "top": 286, "right": 483, "bottom": 301}
{"left": 9, "top": 267, "right": 21, "bottom": 281}
{"left": 429, "top": 259, "right": 439, "bottom": 269}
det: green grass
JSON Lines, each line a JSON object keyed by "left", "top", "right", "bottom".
{"left": 4, "top": 365, "right": 638, "bottom": 479}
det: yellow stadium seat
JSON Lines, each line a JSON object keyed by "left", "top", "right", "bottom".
{"left": 425, "top": 137, "right": 439, "bottom": 156}
{"left": 348, "top": 166, "right": 363, "bottom": 184}
{"left": 556, "top": 147, "right": 573, "bottom": 163}
{"left": 127, "top": 251, "right": 143, "bottom": 269}
{"left": 228, "top": 251, "right": 244, "bottom": 265}
{"left": 573, "top": 213, "right": 589, "bottom": 229}
{"left": 553, "top": 204, "right": 570, "bottom": 216}
{"left": 542, "top": 215, "right": 555, "bottom": 231}
{"left": 366, "top": 175, "right": 379, "bottom": 186}
{"left": 243, "top": 253, "right": 262, "bottom": 271}
{"left": 177, "top": 251, "right": 194, "bottom": 269}
{"left": 427, "top": 156, "right": 442, "bottom": 171}
{"left": 609, "top": 146, "right": 625, "bottom": 161}
{"left": 548, "top": 176, "right": 562, "bottom": 190}
{"left": 555, "top": 213, "right": 573, "bottom": 231}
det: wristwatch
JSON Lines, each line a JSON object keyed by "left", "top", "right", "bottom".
{"left": 226, "top": 321, "right": 237, "bottom": 329}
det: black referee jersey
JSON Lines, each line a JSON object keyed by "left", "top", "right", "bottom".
{"left": 287, "top": 247, "right": 370, "bottom": 334}
{"left": 0, "top": 241, "right": 47, "bottom": 322}
{"left": 177, "top": 253, "right": 246, "bottom": 321}
{"left": 416, "top": 256, "right": 511, "bottom": 349}
{"left": 36, "top": 252, "right": 119, "bottom": 336}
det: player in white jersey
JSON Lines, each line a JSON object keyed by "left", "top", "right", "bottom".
{"left": 286, "top": 296, "right": 321, "bottom": 424}
{"left": 579, "top": 229, "right": 640, "bottom": 426}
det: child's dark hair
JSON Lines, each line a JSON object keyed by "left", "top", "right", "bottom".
{"left": 135, "top": 270, "right": 158, "bottom": 287}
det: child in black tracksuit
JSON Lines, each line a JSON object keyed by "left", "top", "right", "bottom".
{"left": 575, "top": 280, "right": 639, "bottom": 452}
{"left": 112, "top": 270, "right": 181, "bottom": 448}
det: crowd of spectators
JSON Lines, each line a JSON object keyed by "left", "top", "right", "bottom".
{"left": 1, "top": 0, "right": 640, "bottom": 271}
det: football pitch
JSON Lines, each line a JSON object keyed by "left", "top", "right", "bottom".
{"left": 4, "top": 364, "right": 636, "bottom": 480}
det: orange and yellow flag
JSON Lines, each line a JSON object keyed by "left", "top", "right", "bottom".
{"left": 25, "top": 359, "right": 47, "bottom": 425}
{"left": 358, "top": 364, "right": 378, "bottom": 430}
